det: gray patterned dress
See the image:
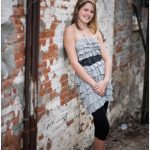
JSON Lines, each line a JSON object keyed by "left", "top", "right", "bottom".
{"left": 74, "top": 37, "right": 113, "bottom": 114}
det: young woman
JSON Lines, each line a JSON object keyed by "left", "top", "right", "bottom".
{"left": 63, "top": 0, "right": 113, "bottom": 149}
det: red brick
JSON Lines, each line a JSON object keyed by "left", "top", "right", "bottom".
{"left": 39, "top": 61, "right": 47, "bottom": 68}
{"left": 69, "top": 89, "right": 77, "bottom": 100}
{"left": 42, "top": 51, "right": 51, "bottom": 60}
{"left": 39, "top": 38, "right": 47, "bottom": 46}
{"left": 50, "top": 22, "right": 59, "bottom": 30}
{"left": 40, "top": 30, "right": 55, "bottom": 38}
{"left": 50, "top": 91, "right": 57, "bottom": 99}
{"left": 60, "top": 74, "right": 68, "bottom": 82}
{"left": 44, "top": 80, "right": 51, "bottom": 89}
{"left": 46, "top": 87, "right": 53, "bottom": 93}
{"left": 15, "top": 58, "right": 25, "bottom": 68}
{"left": 12, "top": 88, "right": 17, "bottom": 95}
{"left": 39, "top": 134, "right": 44, "bottom": 140}
{"left": 15, "top": 24, "right": 24, "bottom": 33}
{"left": 61, "top": 85, "right": 69, "bottom": 92}
{"left": 39, "top": 89, "right": 46, "bottom": 97}
{"left": 2, "top": 131, "right": 22, "bottom": 149}
{"left": 3, "top": 130, "right": 12, "bottom": 146}
{"left": 12, "top": 117, "right": 19, "bottom": 125}
{"left": 60, "top": 91, "right": 69, "bottom": 104}
{"left": 49, "top": 44, "right": 58, "bottom": 51}
{"left": 14, "top": 41, "right": 25, "bottom": 51}
{"left": 37, "top": 106, "right": 46, "bottom": 121}
{"left": 49, "top": 50, "right": 58, "bottom": 59}
{"left": 43, "top": 73, "right": 49, "bottom": 81}
{"left": 42, "top": 67, "right": 51, "bottom": 74}
{"left": 13, "top": 5, "right": 24, "bottom": 16}
{"left": 40, "top": 80, "right": 52, "bottom": 91}
{"left": 10, "top": 16, "right": 22, "bottom": 25}
{"left": 2, "top": 79, "right": 13, "bottom": 90}
{"left": 15, "top": 50, "right": 25, "bottom": 60}
{"left": 116, "top": 46, "right": 122, "bottom": 53}
{"left": 61, "top": 80, "right": 68, "bottom": 86}
{"left": 9, "top": 68, "right": 21, "bottom": 78}
{"left": 16, "top": 33, "right": 25, "bottom": 42}
{"left": 50, "top": 0, "right": 55, "bottom": 6}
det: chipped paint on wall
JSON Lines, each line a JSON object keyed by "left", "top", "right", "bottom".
{"left": 37, "top": 98, "right": 94, "bottom": 150}
{"left": 13, "top": 68, "right": 24, "bottom": 85}
{"left": 41, "top": 39, "right": 50, "bottom": 53}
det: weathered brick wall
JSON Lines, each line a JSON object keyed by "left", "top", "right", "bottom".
{"left": 2, "top": 0, "right": 146, "bottom": 150}
{"left": 110, "top": 0, "right": 146, "bottom": 123}
{"left": 37, "top": 0, "right": 115, "bottom": 149}
{"left": 38, "top": 1, "right": 93, "bottom": 149}
{"left": 1, "top": 0, "right": 25, "bottom": 149}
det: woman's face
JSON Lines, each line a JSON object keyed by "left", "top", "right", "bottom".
{"left": 77, "top": 3, "right": 94, "bottom": 25}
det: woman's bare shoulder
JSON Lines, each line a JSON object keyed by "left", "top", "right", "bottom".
{"left": 95, "top": 30, "right": 105, "bottom": 42}
{"left": 64, "top": 24, "right": 75, "bottom": 34}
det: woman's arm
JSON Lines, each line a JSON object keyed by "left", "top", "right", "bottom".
{"left": 97, "top": 31, "right": 112, "bottom": 82}
{"left": 63, "top": 26, "right": 97, "bottom": 87}
{"left": 93, "top": 31, "right": 112, "bottom": 95}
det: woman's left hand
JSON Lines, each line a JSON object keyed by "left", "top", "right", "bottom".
{"left": 93, "top": 79, "right": 109, "bottom": 96}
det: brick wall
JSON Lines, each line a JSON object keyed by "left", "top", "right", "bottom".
{"left": 1, "top": 1, "right": 25, "bottom": 149}
{"left": 37, "top": 0, "right": 94, "bottom": 149}
{"left": 37, "top": 0, "right": 115, "bottom": 149}
{"left": 110, "top": 0, "right": 146, "bottom": 123}
{"left": 1, "top": 0, "right": 147, "bottom": 150}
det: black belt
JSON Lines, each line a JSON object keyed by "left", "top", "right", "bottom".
{"left": 79, "top": 55, "right": 102, "bottom": 66}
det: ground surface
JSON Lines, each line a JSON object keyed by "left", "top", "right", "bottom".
{"left": 87, "top": 120, "right": 149, "bottom": 150}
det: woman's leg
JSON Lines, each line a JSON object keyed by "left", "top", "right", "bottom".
{"left": 94, "top": 137, "right": 105, "bottom": 150}
{"left": 104, "top": 102, "right": 109, "bottom": 113}
{"left": 92, "top": 105, "right": 110, "bottom": 150}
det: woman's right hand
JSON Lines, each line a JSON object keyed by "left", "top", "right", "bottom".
{"left": 93, "top": 79, "right": 109, "bottom": 96}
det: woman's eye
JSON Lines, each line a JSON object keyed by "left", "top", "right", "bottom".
{"left": 83, "top": 9, "right": 94, "bottom": 14}
{"left": 90, "top": 11, "right": 94, "bottom": 14}
{"left": 84, "top": 9, "right": 88, "bottom": 11}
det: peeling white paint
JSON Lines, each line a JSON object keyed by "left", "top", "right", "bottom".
{"left": 53, "top": 24, "right": 65, "bottom": 49}
{"left": 42, "top": 1, "right": 76, "bottom": 30}
{"left": 45, "top": 97, "right": 60, "bottom": 111}
{"left": 51, "top": 78, "right": 61, "bottom": 93}
{"left": 1, "top": 125, "right": 7, "bottom": 133}
{"left": 41, "top": 9, "right": 55, "bottom": 29}
{"left": 20, "top": 18, "right": 25, "bottom": 28}
{"left": 41, "top": 1, "right": 46, "bottom": 7}
{"left": 37, "top": 98, "right": 94, "bottom": 150}
{"left": 45, "top": 0, "right": 51, "bottom": 7}
{"left": 46, "top": 59, "right": 51, "bottom": 68}
{"left": 17, "top": 34, "right": 21, "bottom": 39}
{"left": 41, "top": 39, "right": 50, "bottom": 53}
{"left": 47, "top": 72, "right": 55, "bottom": 80}
{"left": 2, "top": 96, "right": 23, "bottom": 118}
{"left": 50, "top": 58, "right": 68, "bottom": 93}
{"left": 2, "top": 0, "right": 18, "bottom": 24}
{"left": 40, "top": 75, "right": 46, "bottom": 82}
{"left": 13, "top": 69, "right": 24, "bottom": 85}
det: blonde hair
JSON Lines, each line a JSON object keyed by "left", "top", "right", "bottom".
{"left": 71, "top": 0, "right": 98, "bottom": 34}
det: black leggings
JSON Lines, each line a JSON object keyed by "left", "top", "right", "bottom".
{"left": 92, "top": 102, "right": 110, "bottom": 140}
